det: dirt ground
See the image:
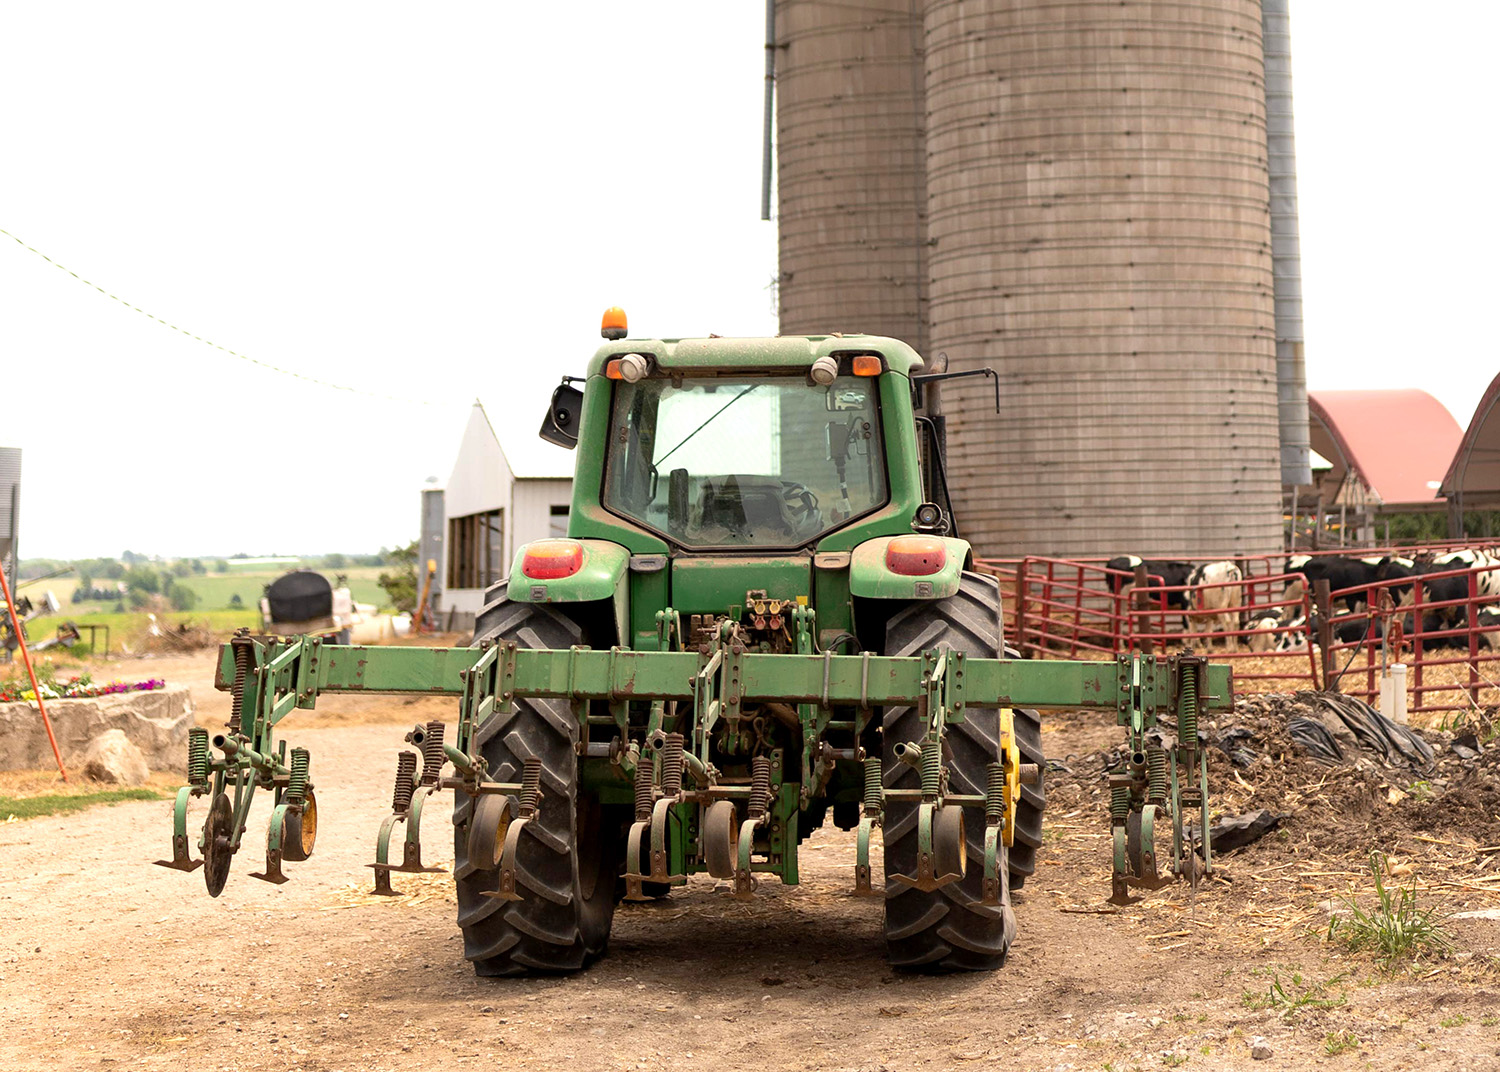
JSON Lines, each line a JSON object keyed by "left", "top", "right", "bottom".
{"left": 3, "top": 647, "right": 1499, "bottom": 1071}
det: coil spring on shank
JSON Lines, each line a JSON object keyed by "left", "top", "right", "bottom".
{"left": 1147, "top": 746, "right": 1168, "bottom": 804}
{"left": 1110, "top": 784, "right": 1130, "bottom": 821}
{"left": 660, "top": 732, "right": 684, "bottom": 798}
{"left": 749, "top": 755, "right": 772, "bottom": 818}
{"left": 392, "top": 751, "right": 418, "bottom": 813}
{"left": 519, "top": 756, "right": 543, "bottom": 814}
{"left": 420, "top": 721, "right": 446, "bottom": 785}
{"left": 1178, "top": 662, "right": 1199, "bottom": 744}
{"left": 187, "top": 727, "right": 210, "bottom": 787}
{"left": 287, "top": 747, "right": 310, "bottom": 804}
{"left": 862, "top": 757, "right": 883, "bottom": 813}
{"left": 986, "top": 762, "right": 1006, "bottom": 824}
{"left": 920, "top": 739, "right": 942, "bottom": 798}
{"left": 634, "top": 753, "right": 655, "bottom": 820}
{"left": 228, "top": 641, "right": 251, "bottom": 729}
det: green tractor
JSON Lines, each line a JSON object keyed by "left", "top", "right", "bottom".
{"left": 158, "top": 312, "right": 1229, "bottom": 976}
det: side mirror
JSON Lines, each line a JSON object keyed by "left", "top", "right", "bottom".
{"left": 539, "top": 383, "right": 584, "bottom": 449}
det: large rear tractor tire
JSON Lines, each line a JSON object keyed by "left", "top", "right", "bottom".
{"left": 453, "top": 598, "right": 618, "bottom": 976}
{"left": 881, "top": 571, "right": 1046, "bottom": 971}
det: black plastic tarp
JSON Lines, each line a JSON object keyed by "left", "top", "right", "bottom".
{"left": 265, "top": 570, "right": 333, "bottom": 624}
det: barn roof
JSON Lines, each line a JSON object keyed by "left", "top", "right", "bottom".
{"left": 1441, "top": 370, "right": 1500, "bottom": 508}
{"left": 1308, "top": 390, "right": 1462, "bottom": 507}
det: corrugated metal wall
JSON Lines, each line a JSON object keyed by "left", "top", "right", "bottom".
{"left": 775, "top": 0, "right": 928, "bottom": 352}
{"left": 922, "top": 0, "right": 1282, "bottom": 557}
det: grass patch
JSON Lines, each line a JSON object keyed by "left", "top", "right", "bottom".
{"left": 50, "top": 567, "right": 392, "bottom": 616}
{"left": 1328, "top": 852, "right": 1452, "bottom": 968}
{"left": 2, "top": 787, "right": 164, "bottom": 820}
{"left": 1323, "top": 1031, "right": 1360, "bottom": 1056}
{"left": 1439, "top": 1013, "right": 1470, "bottom": 1028}
{"left": 1241, "top": 972, "right": 1348, "bottom": 1020}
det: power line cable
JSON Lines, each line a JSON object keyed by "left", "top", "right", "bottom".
{"left": 1, "top": 227, "right": 446, "bottom": 406}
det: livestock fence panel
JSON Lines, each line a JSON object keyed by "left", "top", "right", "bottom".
{"left": 974, "top": 550, "right": 1500, "bottom": 716}
{"left": 1312, "top": 565, "right": 1500, "bottom": 717}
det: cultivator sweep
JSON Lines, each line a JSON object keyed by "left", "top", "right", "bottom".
{"left": 157, "top": 629, "right": 1229, "bottom": 911}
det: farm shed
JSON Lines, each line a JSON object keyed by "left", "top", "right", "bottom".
{"left": 1304, "top": 389, "right": 1461, "bottom": 543}
{"left": 1440, "top": 369, "right": 1500, "bottom": 534}
{"left": 437, "top": 402, "right": 573, "bottom": 630}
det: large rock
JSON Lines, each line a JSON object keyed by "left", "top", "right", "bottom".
{"left": 0, "top": 683, "right": 194, "bottom": 773}
{"left": 79, "top": 729, "right": 150, "bottom": 786}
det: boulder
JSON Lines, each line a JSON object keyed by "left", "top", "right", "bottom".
{"left": 0, "top": 683, "right": 194, "bottom": 773}
{"left": 79, "top": 729, "right": 149, "bottom": 786}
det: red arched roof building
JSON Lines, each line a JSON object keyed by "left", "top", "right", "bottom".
{"left": 1308, "top": 390, "right": 1462, "bottom": 510}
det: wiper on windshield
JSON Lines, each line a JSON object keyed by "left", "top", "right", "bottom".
{"left": 654, "top": 383, "right": 760, "bottom": 466}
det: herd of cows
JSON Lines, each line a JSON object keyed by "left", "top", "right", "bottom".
{"left": 1102, "top": 550, "right": 1500, "bottom": 654}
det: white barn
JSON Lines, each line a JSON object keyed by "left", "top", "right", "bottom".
{"left": 436, "top": 401, "right": 574, "bottom": 628}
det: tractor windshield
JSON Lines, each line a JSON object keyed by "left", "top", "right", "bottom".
{"left": 603, "top": 375, "right": 888, "bottom": 548}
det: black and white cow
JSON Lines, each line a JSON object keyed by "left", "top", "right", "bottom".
{"left": 1418, "top": 549, "right": 1500, "bottom": 628}
{"left": 1104, "top": 556, "right": 1195, "bottom": 611}
{"left": 1186, "top": 560, "right": 1244, "bottom": 647}
{"left": 1480, "top": 608, "right": 1500, "bottom": 651}
{"left": 1259, "top": 611, "right": 1383, "bottom": 653}
{"left": 1371, "top": 556, "right": 1421, "bottom": 605}
{"left": 1282, "top": 555, "right": 1384, "bottom": 614}
{"left": 1245, "top": 610, "right": 1289, "bottom": 653}
{"left": 1413, "top": 611, "right": 1469, "bottom": 651}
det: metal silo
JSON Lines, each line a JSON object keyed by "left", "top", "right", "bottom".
{"left": 775, "top": 0, "right": 928, "bottom": 351}
{"left": 923, "top": 0, "right": 1283, "bottom": 558}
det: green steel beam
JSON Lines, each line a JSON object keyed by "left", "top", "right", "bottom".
{"left": 218, "top": 641, "right": 1232, "bottom": 713}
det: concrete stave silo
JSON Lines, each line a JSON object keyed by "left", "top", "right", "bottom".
{"left": 775, "top": 0, "right": 929, "bottom": 352}
{"left": 921, "top": 0, "right": 1283, "bottom": 558}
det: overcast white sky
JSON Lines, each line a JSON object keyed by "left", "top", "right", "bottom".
{"left": 3, "top": 3, "right": 1495, "bottom": 560}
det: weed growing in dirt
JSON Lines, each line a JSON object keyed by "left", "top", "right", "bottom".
{"left": 1435, "top": 706, "right": 1498, "bottom": 744}
{"left": 1161, "top": 1055, "right": 1186, "bottom": 1068}
{"left": 1240, "top": 972, "right": 1347, "bottom": 1020}
{"left": 1480, "top": 1015, "right": 1499, "bottom": 1027}
{"left": 1439, "top": 1013, "right": 1470, "bottom": 1028}
{"left": 1, "top": 787, "right": 163, "bottom": 820}
{"left": 1322, "top": 1031, "right": 1360, "bottom": 1056}
{"left": 1328, "top": 852, "right": 1452, "bottom": 968}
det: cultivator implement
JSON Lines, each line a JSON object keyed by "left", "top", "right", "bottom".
{"left": 156, "top": 628, "right": 1230, "bottom": 907}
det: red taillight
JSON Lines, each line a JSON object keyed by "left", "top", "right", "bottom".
{"left": 886, "top": 535, "right": 947, "bottom": 576}
{"left": 522, "top": 540, "right": 584, "bottom": 580}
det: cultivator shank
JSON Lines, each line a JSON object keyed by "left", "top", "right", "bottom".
{"left": 157, "top": 628, "right": 1230, "bottom": 910}
{"left": 1107, "top": 654, "right": 1214, "bottom": 905}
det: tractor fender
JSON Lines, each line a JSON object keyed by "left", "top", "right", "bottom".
{"left": 506, "top": 538, "right": 629, "bottom": 603}
{"left": 505, "top": 538, "right": 630, "bottom": 645}
{"left": 848, "top": 535, "right": 971, "bottom": 599}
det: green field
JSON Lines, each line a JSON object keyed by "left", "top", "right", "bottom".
{"left": 16, "top": 608, "right": 261, "bottom": 657}
{"left": 40, "top": 566, "right": 391, "bottom": 615}
{"left": 13, "top": 561, "right": 398, "bottom": 655}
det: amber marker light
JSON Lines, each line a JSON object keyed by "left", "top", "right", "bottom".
{"left": 522, "top": 540, "right": 585, "bottom": 580}
{"left": 886, "top": 535, "right": 947, "bottom": 576}
{"left": 601, "top": 306, "right": 628, "bottom": 340}
{"left": 851, "top": 355, "right": 884, "bottom": 377}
